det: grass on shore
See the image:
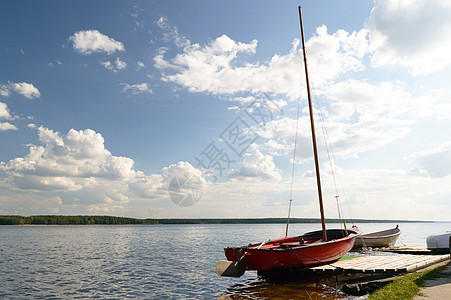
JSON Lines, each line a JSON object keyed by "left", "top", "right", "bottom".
{"left": 338, "top": 255, "right": 360, "bottom": 261}
{"left": 368, "top": 263, "right": 448, "bottom": 300}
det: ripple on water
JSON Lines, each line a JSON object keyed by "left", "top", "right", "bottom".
{"left": 1, "top": 222, "right": 446, "bottom": 299}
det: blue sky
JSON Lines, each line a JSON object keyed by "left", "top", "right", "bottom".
{"left": 1, "top": 0, "right": 451, "bottom": 221}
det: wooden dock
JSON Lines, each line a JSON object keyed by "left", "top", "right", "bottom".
{"left": 372, "top": 245, "right": 433, "bottom": 255}
{"left": 311, "top": 254, "right": 450, "bottom": 275}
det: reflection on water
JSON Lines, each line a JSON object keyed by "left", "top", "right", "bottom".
{"left": 222, "top": 274, "right": 348, "bottom": 299}
{"left": 0, "top": 222, "right": 449, "bottom": 299}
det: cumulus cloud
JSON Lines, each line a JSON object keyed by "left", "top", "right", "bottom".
{"left": 100, "top": 61, "right": 114, "bottom": 71}
{"left": 122, "top": 83, "right": 152, "bottom": 95}
{"left": 228, "top": 144, "right": 282, "bottom": 181}
{"left": 155, "top": 28, "right": 367, "bottom": 99}
{"left": 153, "top": 47, "right": 177, "bottom": 70}
{"left": 1, "top": 127, "right": 134, "bottom": 181}
{"left": 70, "top": 30, "right": 125, "bottom": 55}
{"left": 257, "top": 78, "right": 439, "bottom": 161}
{"left": 407, "top": 141, "right": 451, "bottom": 178}
{"left": 137, "top": 61, "right": 145, "bottom": 70}
{"left": 307, "top": 26, "right": 368, "bottom": 83}
{"left": 0, "top": 126, "right": 205, "bottom": 210}
{"left": 257, "top": 116, "right": 311, "bottom": 159}
{"left": 101, "top": 57, "right": 127, "bottom": 72}
{"left": 161, "top": 161, "right": 206, "bottom": 187}
{"left": 367, "top": 0, "right": 451, "bottom": 75}
{"left": 0, "top": 122, "right": 17, "bottom": 131}
{"left": 0, "top": 102, "right": 16, "bottom": 131}
{"left": 0, "top": 81, "right": 40, "bottom": 99}
{"left": 0, "top": 102, "right": 12, "bottom": 120}
{"left": 155, "top": 16, "right": 190, "bottom": 48}
{"left": 128, "top": 174, "right": 164, "bottom": 199}
{"left": 115, "top": 57, "right": 127, "bottom": 70}
{"left": 0, "top": 85, "right": 10, "bottom": 97}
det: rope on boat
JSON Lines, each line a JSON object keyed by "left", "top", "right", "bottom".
{"left": 285, "top": 100, "right": 301, "bottom": 238}
{"left": 359, "top": 234, "right": 369, "bottom": 250}
{"left": 335, "top": 195, "right": 348, "bottom": 235}
{"left": 311, "top": 85, "right": 356, "bottom": 227}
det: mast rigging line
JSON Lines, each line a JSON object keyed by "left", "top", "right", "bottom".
{"left": 296, "top": 11, "right": 355, "bottom": 228}
{"left": 285, "top": 101, "right": 301, "bottom": 238}
{"left": 298, "top": 6, "right": 327, "bottom": 242}
{"left": 311, "top": 83, "right": 355, "bottom": 226}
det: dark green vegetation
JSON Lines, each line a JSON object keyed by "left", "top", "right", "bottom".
{"left": 0, "top": 215, "right": 431, "bottom": 225}
{"left": 368, "top": 264, "right": 448, "bottom": 300}
{"left": 0, "top": 215, "right": 158, "bottom": 225}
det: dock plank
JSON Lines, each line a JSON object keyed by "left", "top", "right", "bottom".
{"left": 311, "top": 255, "right": 450, "bottom": 274}
{"left": 373, "top": 256, "right": 431, "bottom": 271}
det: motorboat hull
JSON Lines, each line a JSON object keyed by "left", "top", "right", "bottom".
{"left": 352, "top": 226, "right": 401, "bottom": 249}
{"left": 427, "top": 232, "right": 451, "bottom": 253}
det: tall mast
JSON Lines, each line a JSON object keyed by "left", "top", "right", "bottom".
{"left": 298, "top": 6, "right": 327, "bottom": 242}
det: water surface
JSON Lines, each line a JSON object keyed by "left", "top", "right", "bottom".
{"left": 1, "top": 222, "right": 449, "bottom": 299}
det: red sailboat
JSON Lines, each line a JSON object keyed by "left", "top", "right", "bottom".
{"left": 216, "top": 6, "right": 358, "bottom": 277}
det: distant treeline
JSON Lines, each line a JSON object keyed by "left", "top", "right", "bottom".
{"left": 0, "top": 215, "right": 430, "bottom": 225}
{"left": 152, "top": 218, "right": 429, "bottom": 224}
{"left": 0, "top": 215, "right": 158, "bottom": 225}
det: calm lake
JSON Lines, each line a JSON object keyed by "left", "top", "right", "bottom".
{"left": 1, "top": 222, "right": 450, "bottom": 299}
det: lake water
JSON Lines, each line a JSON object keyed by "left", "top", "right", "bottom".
{"left": 1, "top": 222, "right": 450, "bottom": 299}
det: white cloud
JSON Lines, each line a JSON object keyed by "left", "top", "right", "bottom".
{"left": 307, "top": 26, "right": 368, "bottom": 83}
{"left": 12, "top": 82, "right": 40, "bottom": 99}
{"left": 115, "top": 57, "right": 127, "bottom": 70}
{"left": 48, "top": 60, "right": 62, "bottom": 67}
{"left": 161, "top": 161, "right": 206, "bottom": 187}
{"left": 0, "top": 85, "right": 10, "bottom": 97}
{"left": 257, "top": 77, "right": 440, "bottom": 161}
{"left": 367, "top": 0, "right": 451, "bottom": 75}
{"left": 257, "top": 116, "right": 313, "bottom": 160}
{"left": 1, "top": 127, "right": 133, "bottom": 192}
{"left": 137, "top": 61, "right": 145, "bottom": 70}
{"left": 317, "top": 80, "right": 418, "bottom": 158}
{"left": 407, "top": 141, "right": 451, "bottom": 178}
{"left": 0, "top": 126, "right": 205, "bottom": 210}
{"left": 101, "top": 57, "right": 127, "bottom": 72}
{"left": 128, "top": 174, "right": 164, "bottom": 198}
{"left": 122, "top": 83, "right": 152, "bottom": 95}
{"left": 161, "top": 161, "right": 206, "bottom": 207}
{"left": 155, "top": 16, "right": 190, "bottom": 48}
{"left": 153, "top": 47, "right": 177, "bottom": 70}
{"left": 155, "top": 29, "right": 367, "bottom": 99}
{"left": 227, "top": 105, "right": 239, "bottom": 111}
{"left": 0, "top": 122, "right": 17, "bottom": 131}
{"left": 70, "top": 30, "right": 125, "bottom": 55}
{"left": 230, "top": 96, "right": 257, "bottom": 105}
{"left": 0, "top": 102, "right": 12, "bottom": 120}
{"left": 228, "top": 144, "right": 282, "bottom": 181}
{"left": 156, "top": 34, "right": 260, "bottom": 94}
{"left": 130, "top": 5, "right": 144, "bottom": 19}
{"left": 0, "top": 81, "right": 40, "bottom": 99}
{"left": 100, "top": 60, "right": 114, "bottom": 71}
{"left": 318, "top": 167, "right": 451, "bottom": 221}
{"left": 0, "top": 101, "right": 16, "bottom": 131}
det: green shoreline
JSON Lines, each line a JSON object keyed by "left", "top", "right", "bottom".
{"left": 0, "top": 215, "right": 436, "bottom": 226}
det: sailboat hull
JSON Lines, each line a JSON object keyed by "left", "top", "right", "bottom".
{"left": 224, "top": 229, "right": 357, "bottom": 272}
